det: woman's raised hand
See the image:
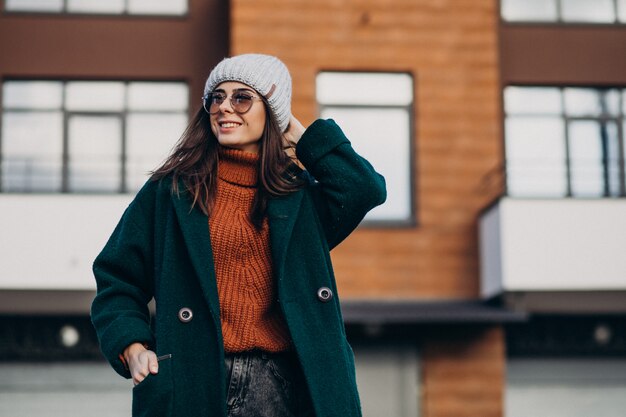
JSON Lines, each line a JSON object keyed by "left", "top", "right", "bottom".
{"left": 124, "top": 342, "right": 159, "bottom": 385}
{"left": 283, "top": 115, "right": 306, "bottom": 146}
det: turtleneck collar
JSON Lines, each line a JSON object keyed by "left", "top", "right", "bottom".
{"left": 217, "top": 146, "right": 259, "bottom": 187}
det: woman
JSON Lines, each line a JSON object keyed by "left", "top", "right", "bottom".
{"left": 91, "top": 54, "right": 386, "bottom": 417}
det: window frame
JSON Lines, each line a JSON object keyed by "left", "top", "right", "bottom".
{"left": 2, "top": 0, "right": 190, "bottom": 17}
{"left": 0, "top": 79, "right": 189, "bottom": 194}
{"left": 316, "top": 70, "right": 417, "bottom": 227}
{"left": 500, "top": 0, "right": 626, "bottom": 25}
{"left": 503, "top": 85, "right": 626, "bottom": 198}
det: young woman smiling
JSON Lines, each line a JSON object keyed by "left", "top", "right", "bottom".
{"left": 209, "top": 82, "right": 267, "bottom": 153}
{"left": 91, "top": 54, "right": 386, "bottom": 417}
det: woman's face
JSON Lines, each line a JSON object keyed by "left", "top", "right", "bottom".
{"left": 209, "top": 81, "right": 266, "bottom": 153}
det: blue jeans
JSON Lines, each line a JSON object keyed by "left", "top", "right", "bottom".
{"left": 224, "top": 350, "right": 315, "bottom": 417}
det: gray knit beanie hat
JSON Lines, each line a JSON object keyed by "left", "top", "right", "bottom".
{"left": 204, "top": 53, "right": 292, "bottom": 132}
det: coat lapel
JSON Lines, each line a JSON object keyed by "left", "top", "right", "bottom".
{"left": 267, "top": 190, "right": 304, "bottom": 282}
{"left": 170, "top": 189, "right": 221, "bottom": 328}
{"left": 170, "top": 184, "right": 304, "bottom": 327}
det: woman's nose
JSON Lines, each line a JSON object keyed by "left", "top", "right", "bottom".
{"left": 218, "top": 97, "right": 234, "bottom": 113}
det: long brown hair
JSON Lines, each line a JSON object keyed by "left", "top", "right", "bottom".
{"left": 151, "top": 101, "right": 303, "bottom": 228}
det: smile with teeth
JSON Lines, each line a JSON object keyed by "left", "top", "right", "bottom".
{"left": 219, "top": 122, "right": 241, "bottom": 128}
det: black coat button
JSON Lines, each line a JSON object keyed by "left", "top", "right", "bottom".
{"left": 317, "top": 287, "right": 333, "bottom": 302}
{"left": 178, "top": 307, "right": 193, "bottom": 323}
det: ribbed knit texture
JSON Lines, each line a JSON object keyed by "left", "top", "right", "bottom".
{"left": 209, "top": 147, "right": 291, "bottom": 353}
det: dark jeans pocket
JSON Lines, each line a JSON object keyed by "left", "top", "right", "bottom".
{"left": 266, "top": 353, "right": 315, "bottom": 416}
{"left": 132, "top": 356, "right": 174, "bottom": 417}
{"left": 266, "top": 355, "right": 293, "bottom": 391}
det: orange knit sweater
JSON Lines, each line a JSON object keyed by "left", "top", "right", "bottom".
{"left": 209, "top": 147, "right": 291, "bottom": 353}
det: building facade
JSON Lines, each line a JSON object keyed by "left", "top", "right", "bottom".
{"left": 1, "top": 1, "right": 625, "bottom": 416}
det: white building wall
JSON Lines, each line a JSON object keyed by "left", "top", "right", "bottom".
{"left": 480, "top": 198, "right": 626, "bottom": 295}
{"left": 0, "top": 195, "right": 132, "bottom": 290}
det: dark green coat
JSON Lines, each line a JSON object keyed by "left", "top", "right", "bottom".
{"left": 91, "top": 119, "right": 386, "bottom": 417}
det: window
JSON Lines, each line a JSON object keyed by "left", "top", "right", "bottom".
{"left": 316, "top": 72, "right": 414, "bottom": 225}
{"left": 4, "top": 0, "right": 188, "bottom": 16}
{"left": 353, "top": 343, "right": 419, "bottom": 417}
{"left": 501, "top": 0, "right": 626, "bottom": 23}
{"left": 1, "top": 80, "right": 188, "bottom": 193}
{"left": 504, "top": 86, "right": 626, "bottom": 197}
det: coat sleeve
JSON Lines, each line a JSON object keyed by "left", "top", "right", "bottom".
{"left": 90, "top": 191, "right": 156, "bottom": 379}
{"left": 295, "top": 119, "right": 387, "bottom": 250}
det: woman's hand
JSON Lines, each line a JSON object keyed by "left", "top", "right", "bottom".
{"left": 124, "top": 342, "right": 159, "bottom": 385}
{"left": 283, "top": 115, "right": 306, "bottom": 146}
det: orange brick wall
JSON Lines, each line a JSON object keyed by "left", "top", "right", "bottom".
{"left": 421, "top": 326, "right": 506, "bottom": 417}
{"left": 230, "top": 0, "right": 502, "bottom": 299}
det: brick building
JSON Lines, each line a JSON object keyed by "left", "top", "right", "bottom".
{"left": 1, "top": 1, "right": 625, "bottom": 416}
